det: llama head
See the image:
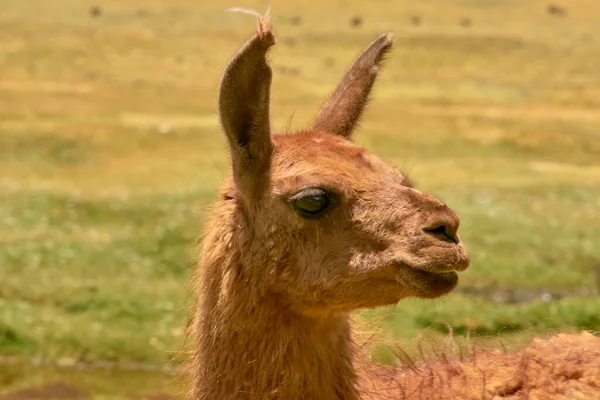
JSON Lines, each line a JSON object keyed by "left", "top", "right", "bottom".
{"left": 216, "top": 29, "right": 469, "bottom": 317}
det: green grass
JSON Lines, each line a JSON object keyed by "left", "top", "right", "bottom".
{"left": 1, "top": 0, "right": 600, "bottom": 398}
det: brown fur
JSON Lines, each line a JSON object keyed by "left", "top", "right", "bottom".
{"left": 361, "top": 332, "right": 600, "bottom": 399}
{"left": 188, "top": 25, "right": 600, "bottom": 400}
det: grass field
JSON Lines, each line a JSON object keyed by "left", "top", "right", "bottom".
{"left": 1, "top": 0, "right": 600, "bottom": 398}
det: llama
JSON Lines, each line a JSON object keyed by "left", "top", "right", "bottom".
{"left": 188, "top": 23, "right": 600, "bottom": 400}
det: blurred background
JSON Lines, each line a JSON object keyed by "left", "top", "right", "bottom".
{"left": 1, "top": 0, "right": 599, "bottom": 398}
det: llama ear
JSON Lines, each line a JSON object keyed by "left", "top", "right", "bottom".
{"left": 312, "top": 33, "right": 393, "bottom": 139}
{"left": 219, "top": 30, "right": 276, "bottom": 201}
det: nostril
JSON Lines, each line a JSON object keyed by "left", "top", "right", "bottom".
{"left": 424, "top": 224, "right": 459, "bottom": 244}
{"left": 426, "top": 224, "right": 448, "bottom": 236}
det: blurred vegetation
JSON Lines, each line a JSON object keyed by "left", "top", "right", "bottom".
{"left": 1, "top": 0, "right": 599, "bottom": 398}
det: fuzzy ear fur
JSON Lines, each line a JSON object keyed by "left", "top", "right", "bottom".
{"left": 218, "top": 30, "right": 276, "bottom": 202}
{"left": 312, "top": 33, "right": 393, "bottom": 139}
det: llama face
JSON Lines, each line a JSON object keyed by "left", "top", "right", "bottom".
{"left": 216, "top": 29, "right": 469, "bottom": 316}
{"left": 234, "top": 130, "right": 470, "bottom": 316}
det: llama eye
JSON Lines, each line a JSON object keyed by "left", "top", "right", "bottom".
{"left": 289, "top": 188, "right": 331, "bottom": 218}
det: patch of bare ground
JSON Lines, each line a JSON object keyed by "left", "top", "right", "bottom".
{"left": 1, "top": 383, "right": 87, "bottom": 400}
{"left": 0, "top": 383, "right": 178, "bottom": 400}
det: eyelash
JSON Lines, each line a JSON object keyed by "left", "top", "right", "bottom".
{"left": 288, "top": 187, "right": 335, "bottom": 219}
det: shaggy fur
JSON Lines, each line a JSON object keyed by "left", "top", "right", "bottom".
{"left": 188, "top": 25, "right": 600, "bottom": 400}
{"left": 360, "top": 332, "right": 600, "bottom": 399}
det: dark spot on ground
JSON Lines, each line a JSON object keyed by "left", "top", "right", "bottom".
{"left": 411, "top": 15, "right": 421, "bottom": 26}
{"left": 289, "top": 15, "right": 302, "bottom": 26}
{"left": 460, "top": 18, "right": 472, "bottom": 27}
{"left": 350, "top": 16, "right": 363, "bottom": 28}
{"left": 547, "top": 3, "right": 567, "bottom": 16}
{"left": 89, "top": 6, "right": 102, "bottom": 18}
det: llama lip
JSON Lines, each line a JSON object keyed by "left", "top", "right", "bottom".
{"left": 415, "top": 262, "right": 468, "bottom": 274}
{"left": 417, "top": 244, "right": 471, "bottom": 273}
{"left": 396, "top": 264, "right": 459, "bottom": 297}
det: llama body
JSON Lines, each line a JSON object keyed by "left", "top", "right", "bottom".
{"left": 189, "top": 23, "right": 600, "bottom": 400}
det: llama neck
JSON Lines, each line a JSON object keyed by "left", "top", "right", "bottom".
{"left": 192, "top": 209, "right": 359, "bottom": 400}
{"left": 193, "top": 282, "right": 358, "bottom": 400}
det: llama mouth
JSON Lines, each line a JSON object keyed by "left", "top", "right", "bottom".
{"left": 410, "top": 245, "right": 471, "bottom": 274}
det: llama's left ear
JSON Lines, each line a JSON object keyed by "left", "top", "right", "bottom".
{"left": 312, "top": 33, "right": 393, "bottom": 139}
{"left": 219, "top": 30, "right": 276, "bottom": 202}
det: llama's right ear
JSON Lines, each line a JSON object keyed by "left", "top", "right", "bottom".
{"left": 219, "top": 30, "right": 276, "bottom": 201}
{"left": 312, "top": 33, "right": 393, "bottom": 139}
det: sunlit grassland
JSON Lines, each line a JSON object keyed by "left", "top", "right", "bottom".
{"left": 1, "top": 0, "right": 600, "bottom": 397}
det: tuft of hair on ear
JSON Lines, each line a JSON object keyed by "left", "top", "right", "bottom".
{"left": 312, "top": 33, "right": 394, "bottom": 140}
{"left": 218, "top": 16, "right": 276, "bottom": 204}
{"left": 226, "top": 6, "right": 271, "bottom": 39}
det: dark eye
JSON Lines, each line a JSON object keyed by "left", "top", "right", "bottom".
{"left": 289, "top": 188, "right": 331, "bottom": 218}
